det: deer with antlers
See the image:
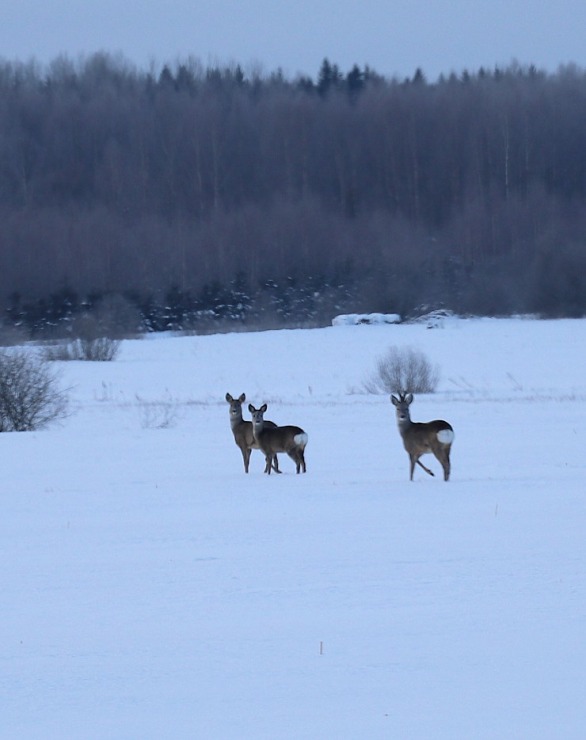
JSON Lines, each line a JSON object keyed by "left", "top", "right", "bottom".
{"left": 390, "top": 392, "right": 454, "bottom": 481}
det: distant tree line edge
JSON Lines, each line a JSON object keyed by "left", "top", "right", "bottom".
{"left": 1, "top": 53, "right": 586, "bottom": 337}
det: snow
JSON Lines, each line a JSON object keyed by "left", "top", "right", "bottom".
{"left": 332, "top": 312, "right": 402, "bottom": 325}
{"left": 2, "top": 317, "right": 586, "bottom": 739}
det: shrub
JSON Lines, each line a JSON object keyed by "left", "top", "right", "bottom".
{"left": 73, "top": 314, "right": 122, "bottom": 360}
{"left": 75, "top": 336, "right": 121, "bottom": 361}
{"left": 43, "top": 337, "right": 120, "bottom": 361}
{"left": 363, "top": 345, "right": 439, "bottom": 394}
{"left": 43, "top": 313, "right": 121, "bottom": 362}
{"left": 0, "top": 348, "right": 69, "bottom": 431}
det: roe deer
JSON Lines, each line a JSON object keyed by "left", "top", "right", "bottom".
{"left": 390, "top": 392, "right": 454, "bottom": 481}
{"left": 248, "top": 403, "right": 308, "bottom": 474}
{"left": 225, "top": 393, "right": 280, "bottom": 473}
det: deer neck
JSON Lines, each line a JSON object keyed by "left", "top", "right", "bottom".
{"left": 251, "top": 417, "right": 265, "bottom": 440}
{"left": 397, "top": 415, "right": 412, "bottom": 436}
{"left": 229, "top": 411, "right": 244, "bottom": 430}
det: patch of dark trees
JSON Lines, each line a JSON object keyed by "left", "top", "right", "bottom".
{"left": 1, "top": 54, "right": 586, "bottom": 336}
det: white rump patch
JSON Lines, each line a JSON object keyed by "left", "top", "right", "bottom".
{"left": 437, "top": 429, "right": 454, "bottom": 445}
{"left": 294, "top": 432, "right": 309, "bottom": 447}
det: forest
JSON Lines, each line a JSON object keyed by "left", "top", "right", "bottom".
{"left": 1, "top": 53, "right": 586, "bottom": 335}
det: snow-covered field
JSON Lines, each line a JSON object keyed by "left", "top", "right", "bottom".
{"left": 2, "top": 317, "right": 585, "bottom": 739}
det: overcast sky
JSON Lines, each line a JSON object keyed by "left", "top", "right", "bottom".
{"left": 2, "top": 0, "right": 585, "bottom": 80}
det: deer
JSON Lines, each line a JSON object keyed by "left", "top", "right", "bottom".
{"left": 390, "top": 392, "right": 454, "bottom": 481}
{"left": 225, "top": 393, "right": 280, "bottom": 473}
{"left": 248, "top": 403, "right": 308, "bottom": 474}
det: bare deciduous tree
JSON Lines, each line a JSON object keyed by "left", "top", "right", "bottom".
{"left": 364, "top": 346, "right": 439, "bottom": 394}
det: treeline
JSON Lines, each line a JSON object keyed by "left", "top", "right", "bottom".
{"left": 1, "top": 54, "right": 586, "bottom": 334}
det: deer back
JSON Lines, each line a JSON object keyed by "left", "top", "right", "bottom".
{"left": 402, "top": 419, "right": 454, "bottom": 454}
{"left": 391, "top": 392, "right": 454, "bottom": 453}
{"left": 248, "top": 403, "right": 308, "bottom": 454}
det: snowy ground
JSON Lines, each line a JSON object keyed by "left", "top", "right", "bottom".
{"left": 2, "top": 317, "right": 585, "bottom": 739}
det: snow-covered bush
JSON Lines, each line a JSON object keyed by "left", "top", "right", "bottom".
{"left": 332, "top": 313, "right": 401, "bottom": 326}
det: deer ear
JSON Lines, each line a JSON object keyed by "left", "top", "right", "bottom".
{"left": 248, "top": 403, "right": 254, "bottom": 413}
{"left": 261, "top": 403, "right": 267, "bottom": 412}
{"left": 239, "top": 393, "right": 246, "bottom": 403}
{"left": 406, "top": 393, "right": 414, "bottom": 404}
{"left": 226, "top": 393, "right": 233, "bottom": 402}
{"left": 390, "top": 395, "right": 398, "bottom": 406}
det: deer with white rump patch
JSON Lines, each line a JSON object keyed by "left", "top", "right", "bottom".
{"left": 248, "top": 403, "right": 308, "bottom": 474}
{"left": 390, "top": 392, "right": 454, "bottom": 481}
{"left": 226, "top": 393, "right": 280, "bottom": 473}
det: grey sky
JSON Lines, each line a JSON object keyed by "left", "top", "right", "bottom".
{"left": 2, "top": 0, "right": 585, "bottom": 80}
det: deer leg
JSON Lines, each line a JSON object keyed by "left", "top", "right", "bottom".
{"left": 299, "top": 450, "right": 306, "bottom": 473}
{"left": 264, "top": 453, "right": 273, "bottom": 474}
{"left": 293, "top": 450, "right": 304, "bottom": 474}
{"left": 433, "top": 446, "right": 451, "bottom": 481}
{"left": 286, "top": 449, "right": 299, "bottom": 472}
{"left": 416, "top": 458, "right": 435, "bottom": 477}
{"left": 286, "top": 448, "right": 301, "bottom": 474}
{"left": 297, "top": 450, "right": 306, "bottom": 473}
{"left": 241, "top": 446, "right": 251, "bottom": 473}
{"left": 439, "top": 450, "right": 451, "bottom": 481}
{"left": 441, "top": 454, "right": 450, "bottom": 481}
{"left": 271, "top": 454, "right": 282, "bottom": 473}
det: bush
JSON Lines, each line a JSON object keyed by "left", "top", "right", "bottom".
{"left": 363, "top": 345, "right": 439, "bottom": 394}
{"left": 75, "top": 336, "right": 121, "bottom": 361}
{"left": 0, "top": 349, "right": 69, "bottom": 431}
{"left": 43, "top": 337, "right": 121, "bottom": 362}
{"left": 43, "top": 313, "right": 121, "bottom": 362}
